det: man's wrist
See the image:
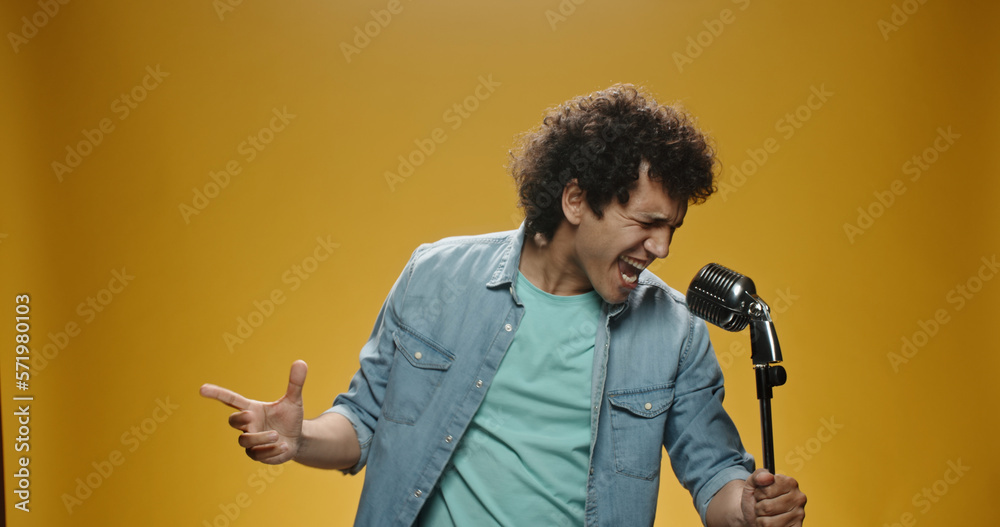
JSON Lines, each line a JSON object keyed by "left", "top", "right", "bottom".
{"left": 705, "top": 479, "right": 749, "bottom": 527}
{"left": 293, "top": 412, "right": 361, "bottom": 470}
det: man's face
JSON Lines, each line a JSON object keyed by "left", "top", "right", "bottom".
{"left": 569, "top": 162, "right": 686, "bottom": 304}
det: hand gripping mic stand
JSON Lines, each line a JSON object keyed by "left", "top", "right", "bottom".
{"left": 686, "top": 263, "right": 787, "bottom": 474}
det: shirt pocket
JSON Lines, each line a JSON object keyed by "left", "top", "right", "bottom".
{"left": 607, "top": 383, "right": 675, "bottom": 480}
{"left": 381, "top": 326, "right": 455, "bottom": 425}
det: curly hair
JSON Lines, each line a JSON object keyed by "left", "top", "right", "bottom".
{"left": 509, "top": 84, "right": 717, "bottom": 241}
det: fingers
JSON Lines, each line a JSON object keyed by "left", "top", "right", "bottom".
{"left": 228, "top": 410, "right": 257, "bottom": 432}
{"left": 241, "top": 435, "right": 292, "bottom": 465}
{"left": 284, "top": 360, "right": 308, "bottom": 405}
{"left": 754, "top": 489, "right": 806, "bottom": 517}
{"left": 750, "top": 472, "right": 806, "bottom": 524}
{"left": 744, "top": 468, "right": 775, "bottom": 500}
{"left": 752, "top": 507, "right": 806, "bottom": 527}
{"left": 248, "top": 442, "right": 292, "bottom": 465}
{"left": 237, "top": 430, "right": 280, "bottom": 449}
{"left": 200, "top": 383, "right": 252, "bottom": 410}
{"left": 749, "top": 468, "right": 775, "bottom": 488}
{"left": 753, "top": 473, "right": 799, "bottom": 501}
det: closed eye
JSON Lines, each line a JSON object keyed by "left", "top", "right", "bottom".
{"left": 637, "top": 219, "right": 677, "bottom": 231}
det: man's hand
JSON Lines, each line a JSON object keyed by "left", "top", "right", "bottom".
{"left": 740, "top": 468, "right": 807, "bottom": 526}
{"left": 200, "top": 360, "right": 308, "bottom": 465}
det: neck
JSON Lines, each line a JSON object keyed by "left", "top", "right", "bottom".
{"left": 518, "top": 223, "right": 593, "bottom": 296}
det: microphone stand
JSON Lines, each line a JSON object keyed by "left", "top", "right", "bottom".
{"left": 746, "top": 296, "right": 786, "bottom": 474}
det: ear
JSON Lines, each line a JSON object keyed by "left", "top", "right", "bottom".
{"left": 561, "top": 179, "right": 586, "bottom": 226}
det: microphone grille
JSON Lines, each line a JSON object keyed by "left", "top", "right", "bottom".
{"left": 686, "top": 263, "right": 753, "bottom": 332}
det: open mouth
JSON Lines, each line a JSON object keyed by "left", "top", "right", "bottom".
{"left": 618, "top": 255, "right": 647, "bottom": 286}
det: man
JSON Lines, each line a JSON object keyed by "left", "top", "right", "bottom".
{"left": 202, "top": 84, "right": 807, "bottom": 525}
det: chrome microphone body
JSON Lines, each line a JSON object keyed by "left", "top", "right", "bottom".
{"left": 686, "top": 262, "right": 788, "bottom": 473}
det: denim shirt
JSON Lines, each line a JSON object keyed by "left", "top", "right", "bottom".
{"left": 328, "top": 224, "right": 754, "bottom": 526}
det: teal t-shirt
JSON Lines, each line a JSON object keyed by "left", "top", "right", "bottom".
{"left": 419, "top": 272, "right": 603, "bottom": 526}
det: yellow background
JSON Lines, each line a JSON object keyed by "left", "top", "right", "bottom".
{"left": 2, "top": 0, "right": 998, "bottom": 525}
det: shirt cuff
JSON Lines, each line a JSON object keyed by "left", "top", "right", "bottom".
{"left": 696, "top": 461, "right": 754, "bottom": 525}
{"left": 323, "top": 404, "right": 372, "bottom": 475}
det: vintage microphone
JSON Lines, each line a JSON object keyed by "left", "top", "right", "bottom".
{"left": 686, "top": 263, "right": 787, "bottom": 473}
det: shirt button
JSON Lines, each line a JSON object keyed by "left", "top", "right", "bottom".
{"left": 414, "top": 489, "right": 422, "bottom": 498}
{"left": 504, "top": 323, "right": 512, "bottom": 332}
{"left": 475, "top": 379, "right": 484, "bottom": 388}
{"left": 445, "top": 435, "right": 453, "bottom": 443}
{"left": 414, "top": 352, "right": 423, "bottom": 360}
{"left": 644, "top": 402, "right": 652, "bottom": 410}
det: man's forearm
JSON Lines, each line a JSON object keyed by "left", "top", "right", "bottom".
{"left": 705, "top": 479, "right": 747, "bottom": 527}
{"left": 293, "top": 412, "right": 362, "bottom": 470}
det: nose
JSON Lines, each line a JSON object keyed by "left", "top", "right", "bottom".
{"left": 644, "top": 227, "right": 672, "bottom": 259}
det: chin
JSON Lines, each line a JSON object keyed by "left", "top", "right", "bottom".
{"left": 598, "top": 287, "right": 630, "bottom": 305}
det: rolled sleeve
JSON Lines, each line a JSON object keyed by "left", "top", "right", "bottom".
{"left": 666, "top": 316, "right": 755, "bottom": 524}
{"left": 695, "top": 465, "right": 753, "bottom": 525}
{"left": 323, "top": 404, "right": 372, "bottom": 475}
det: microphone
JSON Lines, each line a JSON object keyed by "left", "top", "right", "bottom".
{"left": 686, "top": 263, "right": 782, "bottom": 365}
{"left": 685, "top": 263, "right": 757, "bottom": 332}
{"left": 686, "top": 262, "right": 787, "bottom": 474}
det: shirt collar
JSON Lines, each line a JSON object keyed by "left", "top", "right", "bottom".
{"left": 486, "top": 222, "right": 527, "bottom": 289}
